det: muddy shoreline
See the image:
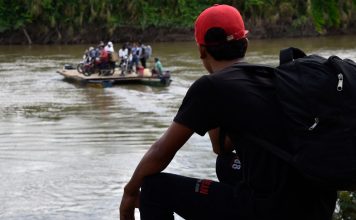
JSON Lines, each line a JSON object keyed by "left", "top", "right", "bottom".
{"left": 1, "top": 23, "right": 356, "bottom": 45}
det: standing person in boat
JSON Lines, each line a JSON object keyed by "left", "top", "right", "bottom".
{"left": 130, "top": 42, "right": 140, "bottom": 73}
{"left": 118, "top": 43, "right": 129, "bottom": 68}
{"left": 119, "top": 4, "right": 337, "bottom": 220}
{"left": 105, "top": 41, "right": 115, "bottom": 53}
{"left": 126, "top": 47, "right": 134, "bottom": 74}
{"left": 145, "top": 45, "right": 152, "bottom": 62}
{"left": 105, "top": 41, "right": 119, "bottom": 67}
{"left": 138, "top": 42, "right": 148, "bottom": 69}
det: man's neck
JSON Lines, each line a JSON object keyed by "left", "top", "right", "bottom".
{"left": 211, "top": 58, "right": 244, "bottom": 74}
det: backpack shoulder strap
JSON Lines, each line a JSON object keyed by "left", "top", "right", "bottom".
{"left": 243, "top": 133, "right": 294, "bottom": 163}
{"left": 233, "top": 63, "right": 295, "bottom": 163}
{"left": 328, "top": 55, "right": 356, "bottom": 92}
{"left": 279, "top": 47, "right": 307, "bottom": 65}
{"left": 328, "top": 56, "right": 353, "bottom": 73}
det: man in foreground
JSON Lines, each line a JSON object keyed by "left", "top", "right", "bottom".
{"left": 120, "top": 4, "right": 337, "bottom": 220}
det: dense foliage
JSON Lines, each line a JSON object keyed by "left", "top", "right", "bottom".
{"left": 334, "top": 192, "right": 356, "bottom": 220}
{"left": 0, "top": 0, "right": 356, "bottom": 44}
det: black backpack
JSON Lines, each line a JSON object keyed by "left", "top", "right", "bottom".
{"left": 238, "top": 47, "right": 356, "bottom": 191}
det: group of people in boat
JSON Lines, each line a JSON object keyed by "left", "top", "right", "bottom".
{"left": 82, "top": 41, "right": 165, "bottom": 76}
{"left": 82, "top": 41, "right": 116, "bottom": 72}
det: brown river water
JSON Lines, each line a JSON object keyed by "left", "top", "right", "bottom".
{"left": 0, "top": 35, "right": 356, "bottom": 219}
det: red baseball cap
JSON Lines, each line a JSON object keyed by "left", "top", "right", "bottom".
{"left": 195, "top": 4, "right": 248, "bottom": 45}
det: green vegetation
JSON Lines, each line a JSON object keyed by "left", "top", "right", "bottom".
{"left": 0, "top": 0, "right": 356, "bottom": 44}
{"left": 334, "top": 192, "right": 356, "bottom": 220}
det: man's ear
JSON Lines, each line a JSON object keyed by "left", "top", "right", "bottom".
{"left": 241, "top": 38, "right": 249, "bottom": 55}
{"left": 199, "top": 45, "right": 207, "bottom": 59}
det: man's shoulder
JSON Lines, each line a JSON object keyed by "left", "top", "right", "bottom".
{"left": 212, "top": 62, "right": 274, "bottom": 82}
{"left": 208, "top": 63, "right": 251, "bottom": 81}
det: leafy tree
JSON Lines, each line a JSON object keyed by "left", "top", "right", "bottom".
{"left": 309, "top": 0, "right": 340, "bottom": 33}
{"left": 0, "top": 0, "right": 355, "bottom": 43}
{"left": 0, "top": 0, "right": 31, "bottom": 32}
{"left": 334, "top": 191, "right": 356, "bottom": 220}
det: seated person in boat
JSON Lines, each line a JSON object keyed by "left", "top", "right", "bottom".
{"left": 88, "top": 47, "right": 96, "bottom": 63}
{"left": 152, "top": 57, "right": 164, "bottom": 76}
{"left": 82, "top": 49, "right": 90, "bottom": 62}
{"left": 96, "top": 43, "right": 110, "bottom": 69}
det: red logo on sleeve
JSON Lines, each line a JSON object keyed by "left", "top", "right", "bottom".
{"left": 195, "top": 179, "right": 213, "bottom": 195}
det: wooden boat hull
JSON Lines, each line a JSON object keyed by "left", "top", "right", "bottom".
{"left": 57, "top": 65, "right": 172, "bottom": 88}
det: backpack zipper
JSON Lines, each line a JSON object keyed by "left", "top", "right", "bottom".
{"left": 337, "top": 73, "right": 343, "bottom": 91}
{"left": 308, "top": 117, "right": 319, "bottom": 131}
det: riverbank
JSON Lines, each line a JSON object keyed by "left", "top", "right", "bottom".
{"left": 1, "top": 23, "right": 356, "bottom": 45}
{"left": 2, "top": 1, "right": 356, "bottom": 45}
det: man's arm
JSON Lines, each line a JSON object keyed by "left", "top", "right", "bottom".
{"left": 208, "top": 128, "right": 234, "bottom": 154}
{"left": 119, "top": 122, "right": 194, "bottom": 220}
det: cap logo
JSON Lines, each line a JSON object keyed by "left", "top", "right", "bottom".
{"left": 226, "top": 35, "right": 234, "bottom": 41}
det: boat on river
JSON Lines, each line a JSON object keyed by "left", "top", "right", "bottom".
{"left": 56, "top": 64, "right": 172, "bottom": 88}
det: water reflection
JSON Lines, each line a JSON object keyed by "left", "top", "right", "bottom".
{"left": 0, "top": 35, "right": 356, "bottom": 219}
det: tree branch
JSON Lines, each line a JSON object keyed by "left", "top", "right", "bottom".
{"left": 22, "top": 27, "right": 32, "bottom": 45}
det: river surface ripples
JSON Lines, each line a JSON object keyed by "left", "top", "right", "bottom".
{"left": 0, "top": 36, "right": 355, "bottom": 219}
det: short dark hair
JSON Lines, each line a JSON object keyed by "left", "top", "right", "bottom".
{"left": 204, "top": 27, "right": 248, "bottom": 61}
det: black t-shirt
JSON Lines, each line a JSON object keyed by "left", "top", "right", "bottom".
{"left": 174, "top": 64, "right": 337, "bottom": 219}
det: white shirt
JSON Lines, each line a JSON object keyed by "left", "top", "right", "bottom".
{"left": 119, "top": 48, "right": 128, "bottom": 59}
{"left": 105, "top": 45, "right": 114, "bottom": 53}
